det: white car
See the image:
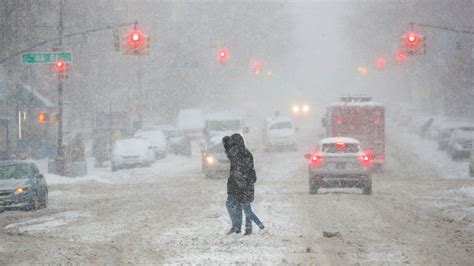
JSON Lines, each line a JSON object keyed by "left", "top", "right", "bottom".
{"left": 201, "top": 136, "right": 230, "bottom": 178}
{"left": 111, "top": 138, "right": 155, "bottom": 172}
{"left": 264, "top": 116, "right": 297, "bottom": 151}
{"left": 446, "top": 126, "right": 474, "bottom": 161}
{"left": 305, "top": 137, "right": 372, "bottom": 195}
{"left": 134, "top": 128, "right": 167, "bottom": 159}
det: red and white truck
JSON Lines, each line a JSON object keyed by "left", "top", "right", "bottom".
{"left": 323, "top": 96, "right": 385, "bottom": 168}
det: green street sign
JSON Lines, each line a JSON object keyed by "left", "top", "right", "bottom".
{"left": 21, "top": 52, "right": 73, "bottom": 64}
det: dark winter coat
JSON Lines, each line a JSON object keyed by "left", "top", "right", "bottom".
{"left": 226, "top": 134, "right": 257, "bottom": 203}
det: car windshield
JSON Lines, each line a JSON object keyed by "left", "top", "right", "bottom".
{"left": 0, "top": 164, "right": 33, "bottom": 180}
{"left": 269, "top": 122, "right": 292, "bottom": 130}
{"left": 321, "top": 143, "right": 360, "bottom": 153}
{"left": 209, "top": 143, "right": 225, "bottom": 153}
{"left": 207, "top": 120, "right": 241, "bottom": 131}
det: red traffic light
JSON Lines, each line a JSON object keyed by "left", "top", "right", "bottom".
{"left": 216, "top": 47, "right": 229, "bottom": 62}
{"left": 250, "top": 58, "right": 262, "bottom": 72}
{"left": 405, "top": 31, "right": 419, "bottom": 46}
{"left": 395, "top": 51, "right": 406, "bottom": 61}
{"left": 375, "top": 57, "right": 385, "bottom": 68}
{"left": 52, "top": 60, "right": 66, "bottom": 73}
{"left": 129, "top": 30, "right": 143, "bottom": 48}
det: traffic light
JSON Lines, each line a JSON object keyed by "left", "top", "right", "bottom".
{"left": 52, "top": 60, "right": 66, "bottom": 73}
{"left": 216, "top": 47, "right": 229, "bottom": 63}
{"left": 123, "top": 28, "right": 149, "bottom": 55}
{"left": 400, "top": 31, "right": 425, "bottom": 55}
{"left": 375, "top": 57, "right": 385, "bottom": 69}
{"left": 37, "top": 112, "right": 48, "bottom": 123}
{"left": 250, "top": 58, "right": 262, "bottom": 73}
{"left": 395, "top": 51, "right": 406, "bottom": 61}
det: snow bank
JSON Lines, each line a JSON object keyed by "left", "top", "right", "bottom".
{"left": 4, "top": 211, "right": 89, "bottom": 234}
{"left": 40, "top": 155, "right": 200, "bottom": 186}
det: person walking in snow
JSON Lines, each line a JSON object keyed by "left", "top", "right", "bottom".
{"left": 223, "top": 136, "right": 246, "bottom": 234}
{"left": 227, "top": 133, "right": 264, "bottom": 235}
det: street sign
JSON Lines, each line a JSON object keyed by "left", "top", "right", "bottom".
{"left": 21, "top": 52, "right": 73, "bottom": 64}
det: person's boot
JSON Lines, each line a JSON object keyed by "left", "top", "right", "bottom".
{"left": 258, "top": 223, "right": 265, "bottom": 230}
{"left": 244, "top": 229, "right": 252, "bottom": 236}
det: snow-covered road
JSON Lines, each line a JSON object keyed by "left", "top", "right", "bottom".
{"left": 1, "top": 126, "right": 473, "bottom": 264}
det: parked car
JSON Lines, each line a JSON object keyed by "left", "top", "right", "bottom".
{"left": 201, "top": 136, "right": 230, "bottom": 178}
{"left": 447, "top": 126, "right": 474, "bottom": 160}
{"left": 134, "top": 128, "right": 167, "bottom": 160}
{"left": 264, "top": 116, "right": 297, "bottom": 151}
{"left": 435, "top": 121, "right": 474, "bottom": 151}
{"left": 305, "top": 137, "right": 372, "bottom": 195}
{"left": 111, "top": 138, "right": 155, "bottom": 171}
{"left": 0, "top": 161, "right": 48, "bottom": 211}
{"left": 162, "top": 127, "right": 191, "bottom": 156}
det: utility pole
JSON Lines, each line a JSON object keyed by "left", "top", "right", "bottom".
{"left": 137, "top": 58, "right": 143, "bottom": 129}
{"left": 55, "top": 0, "right": 65, "bottom": 176}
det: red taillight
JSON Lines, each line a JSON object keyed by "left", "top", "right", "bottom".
{"left": 360, "top": 151, "right": 372, "bottom": 166}
{"left": 309, "top": 153, "right": 322, "bottom": 166}
{"left": 335, "top": 142, "right": 345, "bottom": 149}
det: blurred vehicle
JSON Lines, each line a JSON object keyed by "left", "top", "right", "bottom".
{"left": 201, "top": 136, "right": 230, "bottom": 178}
{"left": 0, "top": 161, "right": 48, "bottom": 211}
{"left": 305, "top": 137, "right": 372, "bottom": 195}
{"left": 177, "top": 109, "right": 204, "bottom": 139}
{"left": 134, "top": 128, "right": 167, "bottom": 159}
{"left": 291, "top": 103, "right": 310, "bottom": 116}
{"left": 435, "top": 121, "right": 474, "bottom": 151}
{"left": 447, "top": 126, "right": 474, "bottom": 161}
{"left": 323, "top": 95, "right": 385, "bottom": 168}
{"left": 111, "top": 138, "right": 155, "bottom": 172}
{"left": 264, "top": 116, "right": 297, "bottom": 151}
{"left": 162, "top": 127, "right": 191, "bottom": 157}
{"left": 202, "top": 113, "right": 248, "bottom": 145}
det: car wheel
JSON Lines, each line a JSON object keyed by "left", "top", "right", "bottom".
{"left": 309, "top": 176, "right": 319, "bottom": 194}
{"left": 362, "top": 179, "right": 372, "bottom": 195}
{"left": 28, "top": 192, "right": 39, "bottom": 211}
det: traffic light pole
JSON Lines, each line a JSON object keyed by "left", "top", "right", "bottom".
{"left": 55, "top": 0, "right": 65, "bottom": 176}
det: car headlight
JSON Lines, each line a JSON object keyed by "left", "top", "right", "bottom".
{"left": 206, "top": 156, "right": 215, "bottom": 164}
{"left": 14, "top": 186, "right": 30, "bottom": 194}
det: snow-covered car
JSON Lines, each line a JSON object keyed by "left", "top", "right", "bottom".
{"left": 201, "top": 136, "right": 230, "bottom": 178}
{"left": 305, "top": 137, "right": 372, "bottom": 195}
{"left": 177, "top": 109, "right": 204, "bottom": 139}
{"left": 202, "top": 113, "right": 248, "bottom": 145}
{"left": 134, "top": 128, "right": 167, "bottom": 159}
{"left": 111, "top": 138, "right": 155, "bottom": 172}
{"left": 264, "top": 116, "right": 297, "bottom": 151}
{"left": 163, "top": 127, "right": 191, "bottom": 157}
{"left": 0, "top": 161, "right": 48, "bottom": 211}
{"left": 446, "top": 126, "right": 474, "bottom": 160}
{"left": 435, "top": 121, "right": 474, "bottom": 151}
